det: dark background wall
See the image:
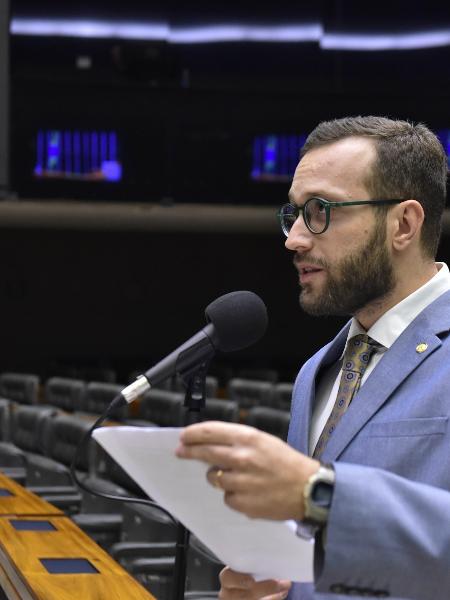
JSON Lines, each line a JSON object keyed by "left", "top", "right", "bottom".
{"left": 0, "top": 225, "right": 347, "bottom": 381}
{"left": 3, "top": 0, "right": 450, "bottom": 383}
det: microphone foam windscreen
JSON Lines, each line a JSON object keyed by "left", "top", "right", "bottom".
{"left": 205, "top": 291, "right": 268, "bottom": 352}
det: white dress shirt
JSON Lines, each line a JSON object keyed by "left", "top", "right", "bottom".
{"left": 308, "top": 262, "right": 450, "bottom": 455}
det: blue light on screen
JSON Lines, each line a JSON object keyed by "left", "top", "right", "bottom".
{"left": 251, "top": 134, "right": 307, "bottom": 182}
{"left": 252, "top": 130, "right": 450, "bottom": 182}
{"left": 34, "top": 130, "right": 122, "bottom": 182}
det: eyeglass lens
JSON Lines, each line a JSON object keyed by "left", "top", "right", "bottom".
{"left": 304, "top": 198, "right": 327, "bottom": 233}
{"left": 281, "top": 198, "right": 328, "bottom": 235}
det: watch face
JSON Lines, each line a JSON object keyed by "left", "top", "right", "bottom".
{"left": 312, "top": 481, "right": 334, "bottom": 508}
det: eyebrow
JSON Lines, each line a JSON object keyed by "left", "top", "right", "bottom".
{"left": 287, "top": 191, "right": 323, "bottom": 205}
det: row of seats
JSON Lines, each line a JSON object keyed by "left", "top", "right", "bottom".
{"left": 0, "top": 372, "right": 292, "bottom": 439}
{"left": 0, "top": 402, "right": 222, "bottom": 598}
{"left": 0, "top": 372, "right": 295, "bottom": 596}
{"left": 0, "top": 371, "right": 294, "bottom": 411}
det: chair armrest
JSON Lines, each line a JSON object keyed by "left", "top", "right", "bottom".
{"left": 110, "top": 541, "right": 176, "bottom": 561}
{"left": 129, "top": 556, "right": 176, "bottom": 575}
{"left": 27, "top": 485, "right": 79, "bottom": 495}
{"left": 73, "top": 513, "right": 123, "bottom": 532}
{"left": 39, "top": 493, "right": 82, "bottom": 512}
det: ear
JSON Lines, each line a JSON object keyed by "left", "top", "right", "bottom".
{"left": 391, "top": 200, "right": 424, "bottom": 252}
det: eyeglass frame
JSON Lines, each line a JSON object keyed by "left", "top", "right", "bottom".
{"left": 278, "top": 197, "right": 406, "bottom": 236}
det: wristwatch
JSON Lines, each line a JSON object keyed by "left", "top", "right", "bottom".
{"left": 302, "top": 464, "right": 335, "bottom": 527}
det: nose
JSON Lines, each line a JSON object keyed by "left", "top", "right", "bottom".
{"left": 284, "top": 217, "right": 314, "bottom": 252}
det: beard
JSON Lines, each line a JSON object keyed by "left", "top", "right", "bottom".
{"left": 298, "top": 219, "right": 395, "bottom": 317}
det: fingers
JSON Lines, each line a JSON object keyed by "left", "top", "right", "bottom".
{"left": 220, "top": 567, "right": 255, "bottom": 589}
{"left": 179, "top": 421, "right": 256, "bottom": 447}
{"left": 206, "top": 467, "right": 250, "bottom": 490}
{"left": 219, "top": 567, "right": 291, "bottom": 599}
{"left": 176, "top": 441, "right": 239, "bottom": 467}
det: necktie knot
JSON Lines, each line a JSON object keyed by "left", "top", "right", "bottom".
{"left": 343, "top": 334, "right": 379, "bottom": 377}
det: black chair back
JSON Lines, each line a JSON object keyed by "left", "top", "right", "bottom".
{"left": 45, "top": 377, "right": 86, "bottom": 412}
{"left": 244, "top": 406, "right": 290, "bottom": 440}
{"left": 0, "top": 373, "right": 39, "bottom": 405}
{"left": 139, "top": 389, "right": 185, "bottom": 426}
{"left": 227, "top": 378, "right": 275, "bottom": 409}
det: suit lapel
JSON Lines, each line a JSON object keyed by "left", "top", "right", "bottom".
{"left": 320, "top": 290, "right": 450, "bottom": 462}
{"left": 289, "top": 323, "right": 350, "bottom": 455}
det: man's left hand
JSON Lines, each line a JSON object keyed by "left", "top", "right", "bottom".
{"left": 176, "top": 421, "right": 320, "bottom": 520}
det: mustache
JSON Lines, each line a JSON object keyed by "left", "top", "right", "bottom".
{"left": 293, "top": 254, "right": 328, "bottom": 270}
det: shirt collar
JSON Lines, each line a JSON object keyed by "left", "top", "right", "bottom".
{"left": 344, "top": 262, "right": 450, "bottom": 352}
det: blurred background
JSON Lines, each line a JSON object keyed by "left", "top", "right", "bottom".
{"left": 1, "top": 0, "right": 450, "bottom": 384}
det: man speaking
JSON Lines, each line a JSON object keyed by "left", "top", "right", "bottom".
{"left": 177, "top": 116, "right": 450, "bottom": 599}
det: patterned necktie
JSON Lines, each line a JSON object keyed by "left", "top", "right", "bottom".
{"left": 313, "top": 334, "right": 379, "bottom": 459}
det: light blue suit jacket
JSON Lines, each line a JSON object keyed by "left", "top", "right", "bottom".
{"left": 316, "top": 462, "right": 450, "bottom": 599}
{"left": 287, "top": 289, "right": 450, "bottom": 599}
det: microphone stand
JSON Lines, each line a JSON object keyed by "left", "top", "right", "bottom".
{"left": 172, "top": 360, "right": 210, "bottom": 600}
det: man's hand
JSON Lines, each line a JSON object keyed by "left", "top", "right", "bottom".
{"left": 219, "top": 567, "right": 291, "bottom": 600}
{"left": 176, "top": 421, "right": 320, "bottom": 520}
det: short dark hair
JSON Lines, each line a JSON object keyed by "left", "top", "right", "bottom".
{"left": 301, "top": 116, "right": 448, "bottom": 258}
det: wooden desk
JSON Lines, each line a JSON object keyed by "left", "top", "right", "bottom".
{"left": 0, "top": 475, "right": 62, "bottom": 518}
{"left": 0, "top": 516, "right": 155, "bottom": 599}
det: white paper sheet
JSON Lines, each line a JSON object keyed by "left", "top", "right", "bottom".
{"left": 93, "top": 426, "right": 313, "bottom": 582}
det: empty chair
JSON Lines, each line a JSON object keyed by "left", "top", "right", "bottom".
{"left": 112, "top": 501, "right": 178, "bottom": 552}
{"left": 70, "top": 452, "right": 148, "bottom": 550}
{"left": 26, "top": 414, "right": 95, "bottom": 508}
{"left": 109, "top": 501, "right": 179, "bottom": 586}
{"left": 62, "top": 446, "right": 152, "bottom": 550}
{"left": 243, "top": 407, "right": 290, "bottom": 440}
{"left": 227, "top": 378, "right": 275, "bottom": 410}
{"left": 96, "top": 450, "right": 146, "bottom": 498}
{"left": 70, "top": 473, "right": 130, "bottom": 549}
{"left": 44, "top": 377, "right": 86, "bottom": 413}
{"left": 0, "top": 398, "right": 11, "bottom": 441}
{"left": 124, "top": 534, "right": 223, "bottom": 600}
{"left": 0, "top": 405, "right": 57, "bottom": 483}
{"left": 0, "top": 373, "right": 40, "bottom": 405}
{"left": 273, "top": 382, "right": 294, "bottom": 411}
{"left": 202, "top": 398, "right": 239, "bottom": 423}
{"left": 83, "top": 381, "right": 127, "bottom": 420}
{"left": 137, "top": 389, "right": 186, "bottom": 427}
{"left": 185, "top": 536, "right": 223, "bottom": 594}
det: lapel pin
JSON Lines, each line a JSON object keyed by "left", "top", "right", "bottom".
{"left": 416, "top": 343, "right": 428, "bottom": 353}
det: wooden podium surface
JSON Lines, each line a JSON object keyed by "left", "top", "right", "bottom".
{"left": 0, "top": 473, "right": 155, "bottom": 599}
{"left": 0, "top": 474, "right": 63, "bottom": 518}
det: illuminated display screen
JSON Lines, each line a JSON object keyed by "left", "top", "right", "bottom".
{"left": 251, "top": 134, "right": 306, "bottom": 182}
{"left": 253, "top": 130, "right": 450, "bottom": 182}
{"left": 34, "top": 130, "right": 122, "bottom": 182}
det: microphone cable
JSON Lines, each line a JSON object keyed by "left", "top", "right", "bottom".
{"left": 69, "top": 393, "right": 178, "bottom": 525}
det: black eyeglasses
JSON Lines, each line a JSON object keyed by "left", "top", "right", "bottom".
{"left": 278, "top": 197, "right": 405, "bottom": 236}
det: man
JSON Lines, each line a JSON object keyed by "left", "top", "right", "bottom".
{"left": 178, "top": 425, "right": 450, "bottom": 600}
{"left": 176, "top": 116, "right": 450, "bottom": 598}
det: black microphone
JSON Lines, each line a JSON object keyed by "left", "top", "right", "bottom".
{"left": 120, "top": 290, "right": 268, "bottom": 403}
